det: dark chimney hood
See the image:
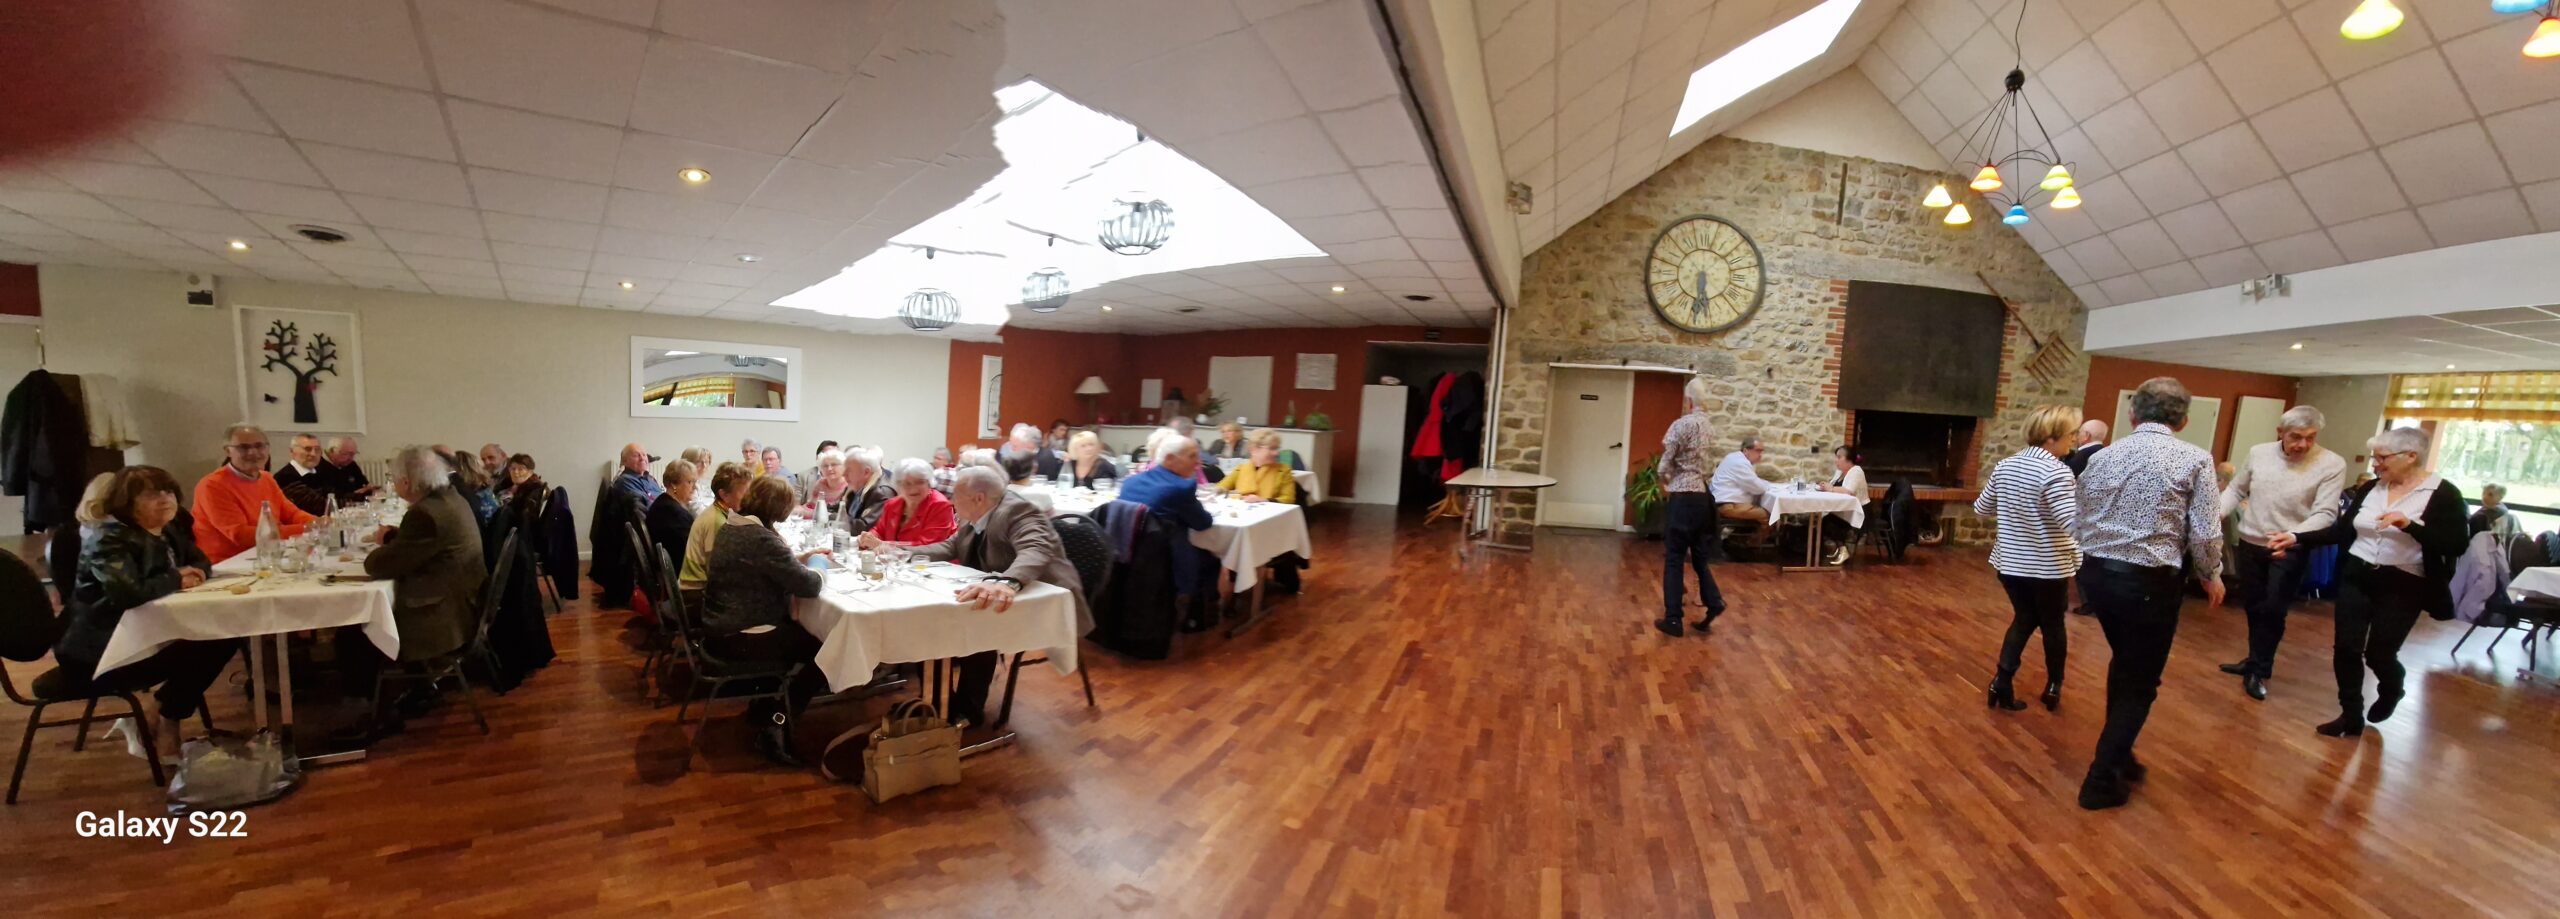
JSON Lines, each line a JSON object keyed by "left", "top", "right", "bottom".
{"left": 1837, "top": 281, "right": 2006, "bottom": 418}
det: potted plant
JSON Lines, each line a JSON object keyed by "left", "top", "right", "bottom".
{"left": 1302, "top": 405, "right": 1332, "bottom": 430}
{"left": 1626, "top": 454, "right": 1666, "bottom": 539}
{"left": 1195, "top": 389, "right": 1225, "bottom": 422}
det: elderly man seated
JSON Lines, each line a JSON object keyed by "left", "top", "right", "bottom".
{"left": 312, "top": 435, "right": 379, "bottom": 504}
{"left": 193, "top": 423, "right": 316, "bottom": 563}
{"left": 1002, "top": 422, "right": 1065, "bottom": 479}
{"left": 334, "top": 446, "right": 487, "bottom": 744}
{"left": 860, "top": 466, "right": 1082, "bottom": 727}
{"left": 275, "top": 432, "right": 330, "bottom": 514}
{"left": 613, "top": 442, "right": 664, "bottom": 503}
{"left": 1710, "top": 437, "right": 1777, "bottom": 524}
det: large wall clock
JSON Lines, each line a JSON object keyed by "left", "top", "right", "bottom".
{"left": 1644, "top": 214, "right": 1765, "bottom": 334}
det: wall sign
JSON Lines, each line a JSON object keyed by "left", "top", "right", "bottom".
{"left": 233, "top": 305, "right": 365, "bottom": 433}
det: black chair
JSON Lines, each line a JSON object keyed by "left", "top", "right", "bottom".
{"left": 657, "top": 546, "right": 802, "bottom": 755}
{"left": 994, "top": 515, "right": 1106, "bottom": 727}
{"left": 369, "top": 533, "right": 511, "bottom": 737}
{"left": 2, "top": 548, "right": 183, "bottom": 803}
{"left": 625, "top": 521, "right": 674, "bottom": 703}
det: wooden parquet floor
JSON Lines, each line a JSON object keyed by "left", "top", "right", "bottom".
{"left": 4, "top": 507, "right": 2558, "bottom": 917}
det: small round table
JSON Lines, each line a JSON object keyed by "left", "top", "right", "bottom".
{"left": 1435, "top": 468, "right": 1560, "bottom": 554}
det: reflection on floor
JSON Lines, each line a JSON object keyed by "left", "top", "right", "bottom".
{"left": 4, "top": 507, "right": 2556, "bottom": 915}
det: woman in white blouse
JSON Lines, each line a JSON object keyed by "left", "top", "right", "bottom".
{"left": 2269, "top": 427, "right": 2468, "bottom": 738}
{"left": 1971, "top": 406, "right": 2083, "bottom": 712}
{"left": 1817, "top": 445, "right": 1870, "bottom": 558}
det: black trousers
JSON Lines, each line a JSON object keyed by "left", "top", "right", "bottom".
{"left": 949, "top": 651, "right": 1000, "bottom": 726}
{"left": 2082, "top": 560, "right": 2183, "bottom": 776}
{"left": 2332, "top": 557, "right": 2427, "bottom": 714}
{"left": 57, "top": 639, "right": 242, "bottom": 721}
{"left": 706, "top": 627, "right": 827, "bottom": 723}
{"left": 2230, "top": 542, "right": 2309, "bottom": 677}
{"left": 1660, "top": 494, "right": 1724, "bottom": 620}
{"left": 1994, "top": 574, "right": 2069, "bottom": 683}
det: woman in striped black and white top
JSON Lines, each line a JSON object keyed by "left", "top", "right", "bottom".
{"left": 1971, "top": 405, "right": 2085, "bottom": 713}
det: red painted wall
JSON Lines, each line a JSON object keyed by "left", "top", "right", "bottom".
{"left": 2082, "top": 356, "right": 2298, "bottom": 461}
{"left": 0, "top": 263, "right": 37, "bottom": 317}
{"left": 947, "top": 325, "right": 1490, "bottom": 499}
{"left": 1625, "top": 372, "right": 1686, "bottom": 524}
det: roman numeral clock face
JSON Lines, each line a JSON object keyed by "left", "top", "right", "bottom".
{"left": 1645, "top": 215, "right": 1765, "bottom": 334}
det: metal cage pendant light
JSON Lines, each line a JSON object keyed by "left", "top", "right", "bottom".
{"left": 1097, "top": 196, "right": 1174, "bottom": 254}
{"left": 1022, "top": 267, "right": 1070, "bottom": 313}
{"left": 899, "top": 247, "right": 960, "bottom": 332}
{"left": 1921, "top": 3, "right": 2078, "bottom": 227}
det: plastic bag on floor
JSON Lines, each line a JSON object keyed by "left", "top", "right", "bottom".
{"left": 166, "top": 729, "right": 302, "bottom": 814}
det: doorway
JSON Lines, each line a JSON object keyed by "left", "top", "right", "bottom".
{"left": 2227, "top": 395, "right": 2286, "bottom": 464}
{"left": 1540, "top": 367, "right": 1631, "bottom": 528}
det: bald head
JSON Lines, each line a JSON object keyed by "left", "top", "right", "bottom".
{"left": 620, "top": 442, "right": 648, "bottom": 474}
{"left": 952, "top": 466, "right": 1008, "bottom": 523}
{"left": 2079, "top": 420, "right": 2108, "bottom": 446}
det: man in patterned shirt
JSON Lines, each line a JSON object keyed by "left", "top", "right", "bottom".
{"left": 2073, "top": 376, "right": 2224, "bottom": 811}
{"left": 1654, "top": 376, "right": 1727, "bottom": 637}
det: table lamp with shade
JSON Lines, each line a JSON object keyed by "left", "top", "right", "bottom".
{"left": 1076, "top": 375, "right": 1109, "bottom": 423}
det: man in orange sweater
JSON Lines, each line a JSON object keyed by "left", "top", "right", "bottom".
{"left": 194, "top": 423, "right": 315, "bottom": 563}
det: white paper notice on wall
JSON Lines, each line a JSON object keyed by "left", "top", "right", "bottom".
{"left": 1140, "top": 378, "right": 1163, "bottom": 406}
{"left": 1295, "top": 353, "right": 1336, "bottom": 391}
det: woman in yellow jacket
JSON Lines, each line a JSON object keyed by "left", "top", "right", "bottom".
{"left": 1215, "top": 428, "right": 1297, "bottom": 504}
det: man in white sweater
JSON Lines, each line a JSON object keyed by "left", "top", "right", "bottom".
{"left": 2216, "top": 405, "right": 2348, "bottom": 701}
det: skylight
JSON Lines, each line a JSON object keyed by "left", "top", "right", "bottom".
{"left": 775, "top": 80, "right": 1324, "bottom": 328}
{"left": 1667, "top": 0, "right": 1862, "bottom": 137}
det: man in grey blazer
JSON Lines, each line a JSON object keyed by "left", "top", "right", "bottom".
{"left": 864, "top": 466, "right": 1083, "bottom": 726}
{"left": 338, "top": 445, "right": 487, "bottom": 743}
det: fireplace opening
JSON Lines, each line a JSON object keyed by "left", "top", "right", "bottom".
{"left": 1853, "top": 411, "right": 1976, "bottom": 487}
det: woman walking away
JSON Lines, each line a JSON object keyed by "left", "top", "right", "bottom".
{"left": 1972, "top": 405, "right": 2084, "bottom": 712}
{"left": 2268, "top": 427, "right": 2465, "bottom": 738}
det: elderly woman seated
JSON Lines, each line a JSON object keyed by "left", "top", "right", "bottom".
{"left": 1063, "top": 431, "right": 1120, "bottom": 489}
{"left": 647, "top": 458, "right": 699, "bottom": 564}
{"left": 702, "top": 476, "right": 835, "bottom": 765}
{"left": 51, "top": 466, "right": 241, "bottom": 761}
{"left": 1214, "top": 428, "right": 1297, "bottom": 504}
{"left": 793, "top": 448, "right": 855, "bottom": 519}
{"left": 869, "top": 458, "right": 959, "bottom": 547}
{"left": 1206, "top": 421, "right": 1249, "bottom": 461}
{"left": 1132, "top": 426, "right": 1215, "bottom": 484}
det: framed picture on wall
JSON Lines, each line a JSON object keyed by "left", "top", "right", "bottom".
{"left": 977, "top": 355, "right": 1003, "bottom": 439}
{"left": 232, "top": 305, "right": 366, "bottom": 433}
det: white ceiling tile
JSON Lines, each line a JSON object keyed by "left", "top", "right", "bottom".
{"left": 2157, "top": 0, "right": 2282, "bottom": 53}
{"left": 1095, "top": 30, "right": 1310, "bottom": 146}
{"left": 2251, "top": 228, "right": 2343, "bottom": 274}
{"left": 2073, "top": 174, "right": 2151, "bottom": 231}
{"left": 375, "top": 228, "right": 492, "bottom": 260}
{"left": 2080, "top": 98, "right": 2171, "bottom": 169}
{"left": 101, "top": 198, "right": 265, "bottom": 235}
{"left": 1247, "top": 173, "right": 1378, "bottom": 219}
{"left": 1187, "top": 119, "right": 1351, "bottom": 188}
{"left": 2291, "top": 152, "right": 2407, "bottom": 225}
{"left": 2485, "top": 100, "right": 2560, "bottom": 186}
{"left": 1292, "top": 211, "right": 1398, "bottom": 244}
{"left": 228, "top": 64, "right": 456, "bottom": 160}
{"left": 42, "top": 217, "right": 188, "bottom": 249}
{"left": 500, "top": 263, "right": 590, "bottom": 288}
{"left": 2439, "top": 23, "right": 2560, "bottom": 119}
{"left": 224, "top": 0, "right": 432, "bottom": 89}
{"left": 2249, "top": 89, "right": 2369, "bottom": 171}
{"left": 602, "top": 188, "right": 739, "bottom": 234}
{"left": 45, "top": 161, "right": 219, "bottom": 207}
{"left": 467, "top": 169, "right": 612, "bottom": 223}
{"left": 2096, "top": 272, "right": 2157, "bottom": 303}
{"left": 590, "top": 253, "right": 692, "bottom": 279}
{"left": 2521, "top": 180, "right": 2560, "bottom": 231}
{"left": 299, "top": 144, "right": 474, "bottom": 207}
{"left": 2064, "top": 234, "right": 2135, "bottom": 277}
{"left": 2134, "top": 62, "right": 2239, "bottom": 146}
{"left": 419, "top": 0, "right": 649, "bottom": 125}
{"left": 2138, "top": 261, "right": 2207, "bottom": 296}
{"left": 1553, "top": 0, "right": 1643, "bottom": 105}
{"left": 596, "top": 226, "right": 707, "bottom": 261}
{"left": 343, "top": 194, "right": 485, "bottom": 237}
{"left": 1259, "top": 0, "right": 1402, "bottom": 110}
{"left": 2119, "top": 152, "right": 2210, "bottom": 214}
{"left": 1909, "top": 0, "right": 1988, "bottom": 51}
{"left": 241, "top": 213, "right": 384, "bottom": 248}
{"left": 607, "top": 133, "right": 783, "bottom": 206}
{"left": 2289, "top": 1, "right": 2433, "bottom": 83}
{"left": 2092, "top": 2, "right": 2197, "bottom": 87}
{"left": 2177, "top": 122, "right": 2282, "bottom": 196}
{"left": 2416, "top": 189, "right": 2535, "bottom": 248}
{"left": 2190, "top": 246, "right": 2267, "bottom": 287}
{"left": 2336, "top": 51, "right": 2476, "bottom": 147}
{"left": 1389, "top": 208, "right": 1465, "bottom": 240}
{"left": 745, "top": 160, "right": 911, "bottom": 218}
{"left": 2378, "top": 122, "right": 2510, "bottom": 207}
{"left": 130, "top": 121, "right": 326, "bottom": 186}
{"left": 719, "top": 207, "right": 850, "bottom": 249}
{"left": 398, "top": 255, "right": 501, "bottom": 279}
{"left": 629, "top": 38, "right": 847, "bottom": 155}
{"left": 2157, "top": 201, "right": 2246, "bottom": 257}
{"left": 659, "top": 0, "right": 876, "bottom": 73}
{"left": 164, "top": 76, "right": 275, "bottom": 134}
{"left": 2107, "top": 220, "right": 2186, "bottom": 270}
{"left": 1320, "top": 99, "right": 1432, "bottom": 168}
{"left": 1918, "top": 62, "right": 1992, "bottom": 130}
{"left": 1875, "top": 12, "right": 1949, "bottom": 79}
{"left": 2039, "top": 40, "right": 2131, "bottom": 126}
{"left": 2203, "top": 19, "right": 2327, "bottom": 117}
{"left": 1358, "top": 165, "right": 1445, "bottom": 210}
{"left": 2057, "top": 0, "right": 2138, "bottom": 34}
{"left": 292, "top": 243, "right": 406, "bottom": 268}
{"left": 187, "top": 175, "right": 359, "bottom": 222}
{"left": 2326, "top": 210, "right": 2434, "bottom": 262}
{"left": 446, "top": 102, "right": 621, "bottom": 183}
{"left": 481, "top": 213, "right": 602, "bottom": 251}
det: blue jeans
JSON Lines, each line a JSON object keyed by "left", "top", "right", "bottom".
{"left": 1662, "top": 494, "right": 1725, "bottom": 620}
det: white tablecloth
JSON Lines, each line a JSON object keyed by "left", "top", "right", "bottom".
{"left": 793, "top": 566, "right": 1081, "bottom": 693}
{"left": 1760, "top": 487, "right": 1865, "bottom": 529}
{"left": 2512, "top": 567, "right": 2560, "bottom": 600}
{"left": 1292, "top": 469, "right": 1320, "bottom": 504}
{"left": 1044, "top": 491, "right": 1312, "bottom": 591}
{"left": 98, "top": 551, "right": 399, "bottom": 678}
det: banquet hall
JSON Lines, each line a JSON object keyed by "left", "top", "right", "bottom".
{"left": 2, "top": 0, "right": 2558, "bottom": 914}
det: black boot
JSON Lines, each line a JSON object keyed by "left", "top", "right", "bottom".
{"left": 2077, "top": 766, "right": 2131, "bottom": 810}
{"left": 2039, "top": 680, "right": 2062, "bottom": 711}
{"left": 2367, "top": 685, "right": 2405, "bottom": 723}
{"left": 2315, "top": 712, "right": 2365, "bottom": 737}
{"left": 1987, "top": 674, "right": 2027, "bottom": 711}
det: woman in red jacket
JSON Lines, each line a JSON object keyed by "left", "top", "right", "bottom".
{"left": 867, "top": 458, "right": 958, "bottom": 547}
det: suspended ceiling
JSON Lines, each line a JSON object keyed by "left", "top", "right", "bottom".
{"left": 2099, "top": 305, "right": 2560, "bottom": 375}
{"left": 0, "top": 0, "right": 1495, "bottom": 338}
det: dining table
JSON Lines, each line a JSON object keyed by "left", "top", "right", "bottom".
{"left": 1757, "top": 485, "right": 1864, "bottom": 573}
{"left": 785, "top": 552, "right": 1081, "bottom": 754}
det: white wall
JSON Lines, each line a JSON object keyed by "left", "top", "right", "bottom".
{"left": 2088, "top": 230, "right": 2560, "bottom": 350}
{"left": 35, "top": 265, "right": 951, "bottom": 549}
{"left": 1724, "top": 69, "right": 1944, "bottom": 172}
{"left": 2296, "top": 374, "right": 2392, "bottom": 463}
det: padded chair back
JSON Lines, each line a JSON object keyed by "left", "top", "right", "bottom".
{"left": 475, "top": 531, "right": 518, "bottom": 651}
{"left": 653, "top": 545, "right": 692, "bottom": 644}
{"left": 1051, "top": 512, "right": 1113, "bottom": 604}
{"left": 2511, "top": 532, "right": 2549, "bottom": 571}
{"left": 0, "top": 549, "right": 56, "bottom": 663}
{"left": 1279, "top": 449, "right": 1305, "bottom": 472}
{"left": 624, "top": 520, "right": 658, "bottom": 604}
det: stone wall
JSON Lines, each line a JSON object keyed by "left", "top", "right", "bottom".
{"left": 1493, "top": 137, "right": 2090, "bottom": 543}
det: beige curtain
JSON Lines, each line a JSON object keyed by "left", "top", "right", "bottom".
{"left": 2388, "top": 371, "right": 2560, "bottom": 422}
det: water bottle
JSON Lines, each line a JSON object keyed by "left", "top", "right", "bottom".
{"left": 322, "top": 492, "right": 342, "bottom": 549}
{"left": 254, "top": 500, "right": 281, "bottom": 576}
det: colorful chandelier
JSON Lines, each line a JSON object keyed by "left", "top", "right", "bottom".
{"left": 2345, "top": 0, "right": 2560, "bottom": 57}
{"left": 1923, "top": 66, "right": 2078, "bottom": 228}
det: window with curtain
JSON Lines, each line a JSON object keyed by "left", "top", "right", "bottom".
{"left": 2386, "top": 371, "right": 2560, "bottom": 423}
{"left": 2386, "top": 372, "right": 2560, "bottom": 535}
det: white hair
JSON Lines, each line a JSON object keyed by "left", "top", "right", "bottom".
{"left": 1009, "top": 423, "right": 1041, "bottom": 445}
{"left": 2278, "top": 405, "right": 2325, "bottom": 432}
{"left": 1144, "top": 426, "right": 1179, "bottom": 458}
{"left": 892, "top": 457, "right": 933, "bottom": 485}
{"left": 323, "top": 435, "right": 356, "bottom": 453}
{"left": 1683, "top": 375, "right": 1707, "bottom": 407}
{"left": 953, "top": 465, "right": 1007, "bottom": 498}
{"left": 223, "top": 423, "right": 265, "bottom": 442}
{"left": 2369, "top": 426, "right": 2429, "bottom": 461}
{"left": 393, "top": 444, "right": 451, "bottom": 493}
{"left": 817, "top": 448, "right": 846, "bottom": 467}
{"left": 1153, "top": 434, "right": 1199, "bottom": 463}
{"left": 740, "top": 438, "right": 762, "bottom": 451}
{"left": 957, "top": 448, "right": 1001, "bottom": 471}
